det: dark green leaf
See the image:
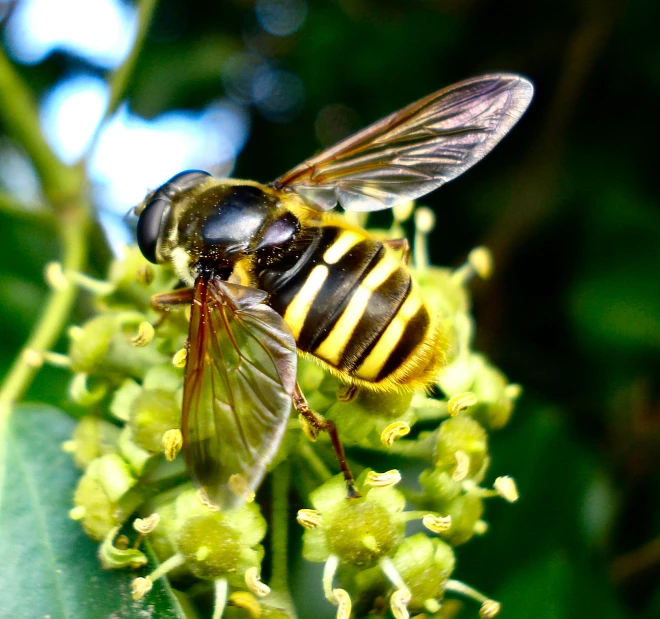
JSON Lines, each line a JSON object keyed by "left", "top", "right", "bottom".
{"left": 0, "top": 404, "right": 187, "bottom": 619}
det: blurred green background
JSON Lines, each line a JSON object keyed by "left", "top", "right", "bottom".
{"left": 0, "top": 0, "right": 658, "bottom": 617}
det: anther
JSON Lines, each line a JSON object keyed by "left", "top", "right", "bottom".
{"left": 473, "top": 520, "right": 489, "bottom": 535}
{"left": 447, "top": 392, "right": 478, "bottom": 416}
{"left": 333, "top": 588, "right": 352, "bottom": 619}
{"left": 392, "top": 200, "right": 415, "bottom": 223}
{"left": 229, "top": 591, "right": 261, "bottom": 618}
{"left": 131, "top": 576, "right": 152, "bottom": 600}
{"left": 136, "top": 265, "right": 154, "bottom": 285}
{"left": 494, "top": 476, "right": 519, "bottom": 503}
{"left": 414, "top": 206, "right": 436, "bottom": 233}
{"left": 391, "top": 588, "right": 412, "bottom": 619}
{"left": 162, "top": 429, "right": 183, "bottom": 461}
{"left": 131, "top": 321, "right": 155, "bottom": 347}
{"left": 480, "top": 600, "right": 502, "bottom": 618}
{"left": 424, "top": 599, "right": 442, "bottom": 613}
{"left": 22, "top": 349, "right": 44, "bottom": 368}
{"left": 245, "top": 566, "right": 270, "bottom": 597}
{"left": 452, "top": 450, "right": 471, "bottom": 482}
{"left": 366, "top": 469, "right": 402, "bottom": 488}
{"left": 337, "top": 384, "right": 358, "bottom": 403}
{"left": 197, "top": 489, "right": 220, "bottom": 512}
{"left": 297, "top": 509, "right": 323, "bottom": 530}
{"left": 172, "top": 348, "right": 187, "bottom": 368}
{"left": 381, "top": 421, "right": 410, "bottom": 447}
{"left": 452, "top": 246, "right": 494, "bottom": 284}
{"left": 468, "top": 247, "right": 494, "bottom": 280}
{"left": 505, "top": 383, "right": 523, "bottom": 400}
{"left": 445, "top": 579, "right": 499, "bottom": 617}
{"left": 423, "top": 514, "right": 452, "bottom": 534}
{"left": 133, "top": 513, "right": 160, "bottom": 535}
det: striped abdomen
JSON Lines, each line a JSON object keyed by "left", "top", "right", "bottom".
{"left": 260, "top": 224, "right": 442, "bottom": 391}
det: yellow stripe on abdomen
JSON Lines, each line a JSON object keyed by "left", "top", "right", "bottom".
{"left": 314, "top": 254, "right": 399, "bottom": 366}
{"left": 322, "top": 230, "right": 363, "bottom": 264}
{"left": 283, "top": 264, "right": 329, "bottom": 339}
{"left": 355, "top": 288, "right": 423, "bottom": 381}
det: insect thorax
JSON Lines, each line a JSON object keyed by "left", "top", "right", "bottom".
{"left": 162, "top": 181, "right": 302, "bottom": 283}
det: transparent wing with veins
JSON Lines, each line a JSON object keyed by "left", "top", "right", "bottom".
{"left": 274, "top": 73, "right": 534, "bottom": 212}
{"left": 182, "top": 276, "right": 297, "bottom": 509}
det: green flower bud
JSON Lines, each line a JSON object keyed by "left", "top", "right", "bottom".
{"left": 65, "top": 415, "right": 120, "bottom": 469}
{"left": 69, "top": 313, "right": 169, "bottom": 380}
{"left": 416, "top": 266, "right": 470, "bottom": 318}
{"left": 302, "top": 473, "right": 406, "bottom": 568}
{"left": 177, "top": 514, "right": 244, "bottom": 579}
{"left": 418, "top": 469, "right": 462, "bottom": 503}
{"left": 129, "top": 389, "right": 181, "bottom": 453}
{"left": 434, "top": 416, "right": 489, "bottom": 482}
{"left": 325, "top": 387, "right": 414, "bottom": 450}
{"left": 469, "top": 358, "right": 516, "bottom": 430}
{"left": 117, "top": 427, "right": 152, "bottom": 475}
{"left": 438, "top": 493, "right": 484, "bottom": 546}
{"left": 391, "top": 533, "right": 456, "bottom": 610}
{"left": 438, "top": 353, "right": 517, "bottom": 430}
{"left": 142, "top": 363, "right": 184, "bottom": 392}
{"left": 109, "top": 378, "right": 141, "bottom": 422}
{"left": 142, "top": 493, "right": 188, "bottom": 578}
{"left": 69, "top": 315, "right": 117, "bottom": 374}
{"left": 72, "top": 454, "right": 137, "bottom": 540}
{"left": 324, "top": 498, "right": 403, "bottom": 567}
{"left": 145, "top": 488, "right": 267, "bottom": 584}
{"left": 104, "top": 246, "right": 175, "bottom": 311}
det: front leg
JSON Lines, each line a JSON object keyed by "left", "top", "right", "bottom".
{"left": 150, "top": 288, "right": 194, "bottom": 327}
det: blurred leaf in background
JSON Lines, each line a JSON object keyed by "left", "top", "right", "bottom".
{"left": 0, "top": 0, "right": 659, "bottom": 617}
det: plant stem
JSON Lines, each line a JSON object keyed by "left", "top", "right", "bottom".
{"left": 298, "top": 439, "right": 333, "bottom": 482}
{"left": 0, "top": 192, "right": 56, "bottom": 227}
{"left": 0, "top": 200, "right": 91, "bottom": 419}
{"left": 270, "top": 461, "right": 291, "bottom": 593}
{"left": 0, "top": 48, "right": 81, "bottom": 202}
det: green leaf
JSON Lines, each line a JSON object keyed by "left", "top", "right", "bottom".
{"left": 0, "top": 404, "right": 187, "bottom": 618}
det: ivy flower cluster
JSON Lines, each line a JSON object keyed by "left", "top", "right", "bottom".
{"left": 51, "top": 204, "right": 521, "bottom": 618}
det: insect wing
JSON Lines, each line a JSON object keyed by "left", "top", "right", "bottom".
{"left": 182, "top": 276, "right": 297, "bottom": 509}
{"left": 274, "top": 73, "right": 533, "bottom": 212}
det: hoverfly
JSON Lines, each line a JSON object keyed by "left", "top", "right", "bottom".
{"left": 135, "top": 73, "right": 533, "bottom": 509}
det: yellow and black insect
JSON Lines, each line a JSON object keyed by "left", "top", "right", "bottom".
{"left": 134, "top": 73, "right": 533, "bottom": 509}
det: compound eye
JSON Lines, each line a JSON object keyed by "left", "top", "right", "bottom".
{"left": 162, "top": 169, "right": 212, "bottom": 197}
{"left": 136, "top": 198, "right": 168, "bottom": 263}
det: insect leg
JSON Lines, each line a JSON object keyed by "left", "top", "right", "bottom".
{"left": 293, "top": 383, "right": 360, "bottom": 499}
{"left": 150, "top": 288, "right": 194, "bottom": 327}
{"left": 384, "top": 238, "right": 411, "bottom": 263}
